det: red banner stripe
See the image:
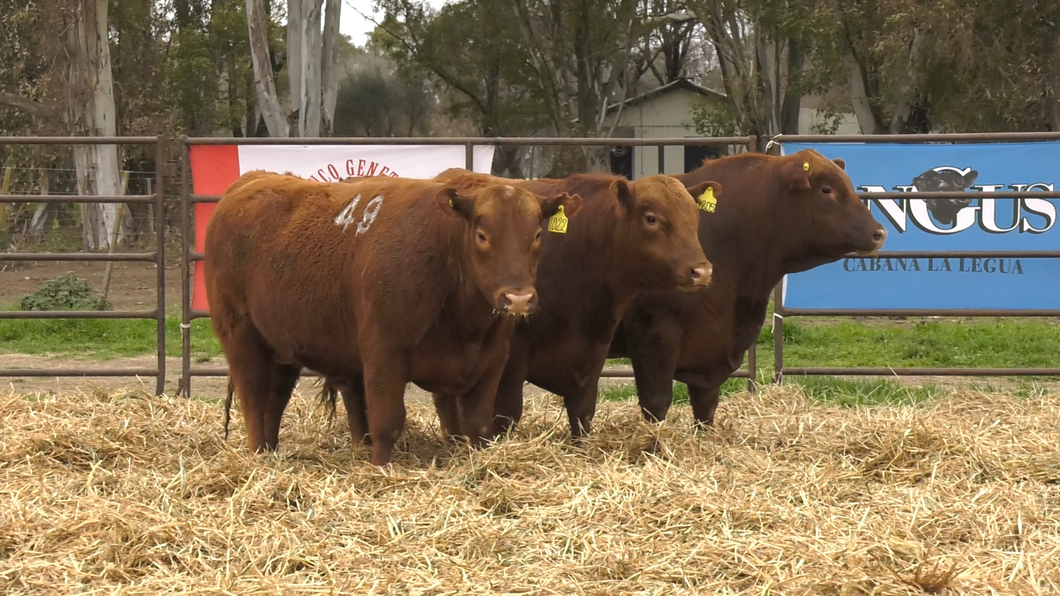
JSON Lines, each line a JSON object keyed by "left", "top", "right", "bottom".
{"left": 189, "top": 145, "right": 239, "bottom": 311}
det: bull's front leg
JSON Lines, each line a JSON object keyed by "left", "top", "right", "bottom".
{"left": 455, "top": 343, "right": 511, "bottom": 448}
{"left": 361, "top": 353, "right": 410, "bottom": 466}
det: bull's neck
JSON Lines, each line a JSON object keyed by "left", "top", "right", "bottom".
{"left": 686, "top": 174, "right": 792, "bottom": 300}
{"left": 544, "top": 200, "right": 637, "bottom": 324}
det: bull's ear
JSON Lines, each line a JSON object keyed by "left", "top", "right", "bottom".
{"left": 781, "top": 157, "right": 813, "bottom": 190}
{"left": 436, "top": 186, "right": 474, "bottom": 219}
{"left": 963, "top": 169, "right": 979, "bottom": 186}
{"left": 686, "top": 180, "right": 722, "bottom": 203}
{"left": 610, "top": 178, "right": 636, "bottom": 212}
{"left": 539, "top": 192, "right": 582, "bottom": 219}
{"left": 832, "top": 158, "right": 846, "bottom": 170}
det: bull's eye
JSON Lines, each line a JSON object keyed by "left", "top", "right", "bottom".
{"left": 645, "top": 214, "right": 657, "bottom": 225}
{"left": 476, "top": 231, "right": 488, "bottom": 244}
{"left": 821, "top": 186, "right": 833, "bottom": 195}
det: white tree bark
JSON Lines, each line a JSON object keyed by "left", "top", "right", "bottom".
{"left": 298, "top": 0, "right": 323, "bottom": 137}
{"left": 65, "top": 0, "right": 122, "bottom": 251}
{"left": 888, "top": 29, "right": 921, "bottom": 133}
{"left": 842, "top": 42, "right": 880, "bottom": 134}
{"left": 287, "top": 0, "right": 303, "bottom": 131}
{"left": 246, "top": 0, "right": 290, "bottom": 136}
{"left": 320, "top": 0, "right": 341, "bottom": 135}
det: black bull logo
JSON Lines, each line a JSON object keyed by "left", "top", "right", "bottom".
{"left": 912, "top": 167, "right": 979, "bottom": 225}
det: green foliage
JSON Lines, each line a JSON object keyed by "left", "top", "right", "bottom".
{"left": 18, "top": 273, "right": 112, "bottom": 312}
{"left": 687, "top": 97, "right": 740, "bottom": 138}
{"left": 334, "top": 63, "right": 436, "bottom": 136}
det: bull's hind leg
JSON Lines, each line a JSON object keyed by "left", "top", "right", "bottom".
{"left": 329, "top": 375, "right": 371, "bottom": 445}
{"left": 563, "top": 377, "right": 600, "bottom": 439}
{"left": 432, "top": 394, "right": 461, "bottom": 442}
{"left": 688, "top": 383, "right": 722, "bottom": 428}
{"left": 262, "top": 364, "right": 301, "bottom": 448}
{"left": 220, "top": 322, "right": 290, "bottom": 452}
{"left": 491, "top": 341, "right": 530, "bottom": 438}
{"left": 341, "top": 377, "right": 371, "bottom": 446}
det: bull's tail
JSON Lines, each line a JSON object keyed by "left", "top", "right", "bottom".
{"left": 223, "top": 377, "right": 235, "bottom": 440}
{"left": 314, "top": 376, "right": 340, "bottom": 422}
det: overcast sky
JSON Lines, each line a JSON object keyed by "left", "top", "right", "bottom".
{"left": 339, "top": 0, "right": 448, "bottom": 47}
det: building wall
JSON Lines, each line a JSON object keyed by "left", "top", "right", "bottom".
{"left": 603, "top": 88, "right": 716, "bottom": 178}
{"left": 797, "top": 107, "right": 862, "bottom": 135}
{"left": 602, "top": 88, "right": 863, "bottom": 179}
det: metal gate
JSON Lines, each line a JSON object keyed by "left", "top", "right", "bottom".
{"left": 0, "top": 136, "right": 167, "bottom": 395}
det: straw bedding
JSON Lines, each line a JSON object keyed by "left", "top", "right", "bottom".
{"left": 1, "top": 385, "right": 1058, "bottom": 594}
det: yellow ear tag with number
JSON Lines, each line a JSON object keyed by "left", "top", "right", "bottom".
{"left": 548, "top": 204, "right": 569, "bottom": 233}
{"left": 803, "top": 161, "right": 810, "bottom": 171}
{"left": 697, "top": 186, "right": 717, "bottom": 213}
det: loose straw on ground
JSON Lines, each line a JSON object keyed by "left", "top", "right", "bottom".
{"left": 1, "top": 384, "right": 1058, "bottom": 594}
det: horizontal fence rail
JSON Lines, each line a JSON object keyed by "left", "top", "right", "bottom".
{"left": 6, "top": 133, "right": 1060, "bottom": 400}
{"left": 0, "top": 136, "right": 166, "bottom": 394}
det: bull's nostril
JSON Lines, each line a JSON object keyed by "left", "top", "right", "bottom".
{"left": 873, "top": 228, "right": 887, "bottom": 244}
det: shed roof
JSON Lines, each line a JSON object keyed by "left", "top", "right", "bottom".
{"left": 605, "top": 78, "right": 727, "bottom": 114}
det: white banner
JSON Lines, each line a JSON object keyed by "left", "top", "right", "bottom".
{"left": 236, "top": 144, "right": 497, "bottom": 180}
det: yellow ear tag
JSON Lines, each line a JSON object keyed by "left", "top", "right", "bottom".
{"left": 802, "top": 161, "right": 810, "bottom": 171}
{"left": 697, "top": 186, "right": 717, "bottom": 213}
{"left": 449, "top": 199, "right": 454, "bottom": 208}
{"left": 548, "top": 204, "right": 569, "bottom": 233}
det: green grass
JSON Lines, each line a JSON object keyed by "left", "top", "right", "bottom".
{"left": 3, "top": 299, "right": 1058, "bottom": 406}
{"left": 767, "top": 319, "right": 1060, "bottom": 369}
{"left": 0, "top": 316, "right": 221, "bottom": 361}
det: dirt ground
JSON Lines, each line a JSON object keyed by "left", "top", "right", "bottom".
{"left": 0, "top": 257, "right": 184, "bottom": 314}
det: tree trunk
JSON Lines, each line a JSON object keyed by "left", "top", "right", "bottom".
{"left": 842, "top": 41, "right": 880, "bottom": 134}
{"left": 65, "top": 0, "right": 122, "bottom": 251}
{"left": 888, "top": 30, "right": 922, "bottom": 133}
{"left": 287, "top": 0, "right": 303, "bottom": 132}
{"left": 781, "top": 38, "right": 805, "bottom": 135}
{"left": 298, "top": 0, "right": 323, "bottom": 137}
{"left": 320, "top": 0, "right": 341, "bottom": 136}
{"left": 246, "top": 0, "right": 289, "bottom": 136}
{"left": 28, "top": 170, "right": 56, "bottom": 239}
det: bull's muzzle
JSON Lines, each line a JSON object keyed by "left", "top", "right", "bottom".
{"left": 855, "top": 226, "right": 888, "bottom": 256}
{"left": 498, "top": 291, "right": 536, "bottom": 316}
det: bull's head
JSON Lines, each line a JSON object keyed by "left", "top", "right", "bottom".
{"left": 612, "top": 175, "right": 717, "bottom": 291}
{"left": 779, "top": 150, "right": 887, "bottom": 265}
{"left": 437, "top": 180, "right": 581, "bottom": 316}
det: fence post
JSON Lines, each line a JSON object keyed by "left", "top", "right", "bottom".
{"left": 100, "top": 170, "right": 131, "bottom": 302}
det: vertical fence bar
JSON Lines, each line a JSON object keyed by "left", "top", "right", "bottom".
{"left": 773, "top": 284, "right": 784, "bottom": 384}
{"left": 154, "top": 136, "right": 167, "bottom": 395}
{"left": 180, "top": 138, "right": 192, "bottom": 397}
{"left": 465, "top": 142, "right": 474, "bottom": 170}
{"left": 657, "top": 145, "right": 664, "bottom": 175}
{"left": 746, "top": 344, "right": 757, "bottom": 393}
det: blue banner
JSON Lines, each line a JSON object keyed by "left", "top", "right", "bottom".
{"left": 780, "top": 142, "right": 1060, "bottom": 310}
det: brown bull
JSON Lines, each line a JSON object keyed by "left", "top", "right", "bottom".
{"left": 420, "top": 170, "right": 721, "bottom": 440}
{"left": 204, "top": 170, "right": 580, "bottom": 465}
{"left": 610, "top": 149, "right": 887, "bottom": 426}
